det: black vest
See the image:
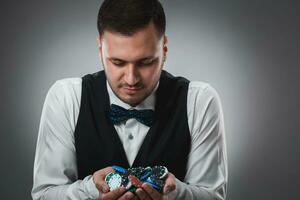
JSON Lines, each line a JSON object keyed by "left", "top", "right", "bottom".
{"left": 74, "top": 70, "right": 191, "bottom": 181}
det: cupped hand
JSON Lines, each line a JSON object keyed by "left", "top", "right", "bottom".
{"left": 135, "top": 172, "right": 176, "bottom": 200}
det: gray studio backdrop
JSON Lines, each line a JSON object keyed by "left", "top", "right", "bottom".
{"left": 1, "top": 0, "right": 299, "bottom": 199}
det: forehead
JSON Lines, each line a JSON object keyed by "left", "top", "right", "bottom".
{"left": 101, "top": 23, "right": 163, "bottom": 60}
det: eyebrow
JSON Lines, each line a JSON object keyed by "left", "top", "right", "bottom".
{"left": 108, "top": 56, "right": 156, "bottom": 62}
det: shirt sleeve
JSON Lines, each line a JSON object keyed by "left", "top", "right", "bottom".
{"left": 31, "top": 79, "right": 100, "bottom": 200}
{"left": 167, "top": 82, "right": 228, "bottom": 200}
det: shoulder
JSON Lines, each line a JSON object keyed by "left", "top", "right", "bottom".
{"left": 45, "top": 77, "right": 82, "bottom": 113}
{"left": 39, "top": 78, "right": 82, "bottom": 152}
{"left": 187, "top": 81, "right": 223, "bottom": 113}
{"left": 54, "top": 77, "right": 82, "bottom": 92}
{"left": 48, "top": 77, "right": 82, "bottom": 99}
{"left": 187, "top": 81, "right": 224, "bottom": 134}
{"left": 188, "top": 81, "right": 220, "bottom": 102}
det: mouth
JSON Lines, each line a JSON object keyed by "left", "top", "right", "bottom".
{"left": 123, "top": 87, "right": 142, "bottom": 95}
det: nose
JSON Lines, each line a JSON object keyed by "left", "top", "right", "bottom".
{"left": 124, "top": 64, "right": 140, "bottom": 86}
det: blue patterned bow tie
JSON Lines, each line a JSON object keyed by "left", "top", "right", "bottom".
{"left": 109, "top": 104, "right": 154, "bottom": 127}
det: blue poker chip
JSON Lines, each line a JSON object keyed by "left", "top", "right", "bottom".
{"left": 147, "top": 176, "right": 164, "bottom": 190}
{"left": 112, "top": 165, "right": 126, "bottom": 173}
{"left": 140, "top": 167, "right": 152, "bottom": 181}
{"left": 145, "top": 180, "right": 162, "bottom": 192}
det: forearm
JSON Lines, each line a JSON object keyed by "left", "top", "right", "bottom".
{"left": 32, "top": 175, "right": 99, "bottom": 200}
{"left": 167, "top": 178, "right": 225, "bottom": 200}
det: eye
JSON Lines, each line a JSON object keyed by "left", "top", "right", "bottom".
{"left": 111, "top": 60, "right": 125, "bottom": 66}
{"left": 139, "top": 59, "right": 155, "bottom": 66}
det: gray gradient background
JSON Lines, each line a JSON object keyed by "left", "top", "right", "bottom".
{"left": 1, "top": 0, "right": 299, "bottom": 199}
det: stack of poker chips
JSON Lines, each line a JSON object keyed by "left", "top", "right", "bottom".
{"left": 105, "top": 165, "right": 168, "bottom": 193}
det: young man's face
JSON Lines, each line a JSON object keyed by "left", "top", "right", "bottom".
{"left": 98, "top": 22, "right": 168, "bottom": 106}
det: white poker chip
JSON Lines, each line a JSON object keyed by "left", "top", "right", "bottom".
{"left": 125, "top": 180, "right": 132, "bottom": 190}
{"left": 105, "top": 172, "right": 122, "bottom": 191}
{"left": 151, "top": 166, "right": 168, "bottom": 179}
{"left": 160, "top": 166, "right": 168, "bottom": 179}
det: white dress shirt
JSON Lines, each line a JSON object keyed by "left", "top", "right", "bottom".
{"left": 32, "top": 76, "right": 228, "bottom": 200}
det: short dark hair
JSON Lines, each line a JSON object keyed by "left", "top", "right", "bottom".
{"left": 97, "top": 0, "right": 166, "bottom": 38}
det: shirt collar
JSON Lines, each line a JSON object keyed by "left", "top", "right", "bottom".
{"left": 106, "top": 81, "right": 159, "bottom": 110}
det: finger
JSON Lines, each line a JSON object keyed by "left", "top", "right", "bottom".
{"left": 94, "top": 166, "right": 114, "bottom": 181}
{"left": 132, "top": 195, "right": 140, "bottom": 200}
{"left": 102, "top": 187, "right": 126, "bottom": 200}
{"left": 163, "top": 173, "right": 176, "bottom": 194}
{"left": 135, "top": 188, "right": 151, "bottom": 200}
{"left": 96, "top": 181, "right": 110, "bottom": 193}
{"left": 142, "top": 182, "right": 162, "bottom": 200}
{"left": 94, "top": 175, "right": 110, "bottom": 193}
{"left": 118, "top": 191, "right": 136, "bottom": 200}
{"left": 99, "top": 167, "right": 114, "bottom": 178}
{"left": 93, "top": 167, "right": 114, "bottom": 193}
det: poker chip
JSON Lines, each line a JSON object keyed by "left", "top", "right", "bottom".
{"left": 140, "top": 166, "right": 152, "bottom": 181}
{"left": 121, "top": 174, "right": 130, "bottom": 188}
{"left": 124, "top": 167, "right": 145, "bottom": 178}
{"left": 145, "top": 179, "right": 162, "bottom": 192}
{"left": 128, "top": 175, "right": 143, "bottom": 188}
{"left": 127, "top": 186, "right": 137, "bottom": 193}
{"left": 148, "top": 176, "right": 164, "bottom": 188}
{"left": 151, "top": 166, "right": 168, "bottom": 179}
{"left": 105, "top": 172, "right": 122, "bottom": 191}
{"left": 125, "top": 179, "right": 133, "bottom": 190}
{"left": 121, "top": 167, "right": 144, "bottom": 187}
{"left": 112, "top": 165, "right": 126, "bottom": 173}
{"left": 105, "top": 165, "right": 168, "bottom": 193}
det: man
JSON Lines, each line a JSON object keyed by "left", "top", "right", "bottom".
{"left": 32, "top": 0, "right": 228, "bottom": 199}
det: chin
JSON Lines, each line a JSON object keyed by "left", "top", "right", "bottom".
{"left": 118, "top": 90, "right": 145, "bottom": 104}
{"left": 122, "top": 97, "right": 143, "bottom": 106}
{"left": 119, "top": 93, "right": 145, "bottom": 106}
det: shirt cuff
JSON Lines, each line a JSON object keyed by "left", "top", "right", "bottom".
{"left": 84, "top": 175, "right": 100, "bottom": 199}
{"left": 164, "top": 178, "right": 180, "bottom": 199}
{"left": 166, "top": 178, "right": 213, "bottom": 200}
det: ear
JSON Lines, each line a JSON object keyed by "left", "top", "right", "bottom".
{"left": 163, "top": 35, "right": 168, "bottom": 57}
{"left": 96, "top": 35, "right": 104, "bottom": 66}
{"left": 97, "top": 35, "right": 102, "bottom": 48}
